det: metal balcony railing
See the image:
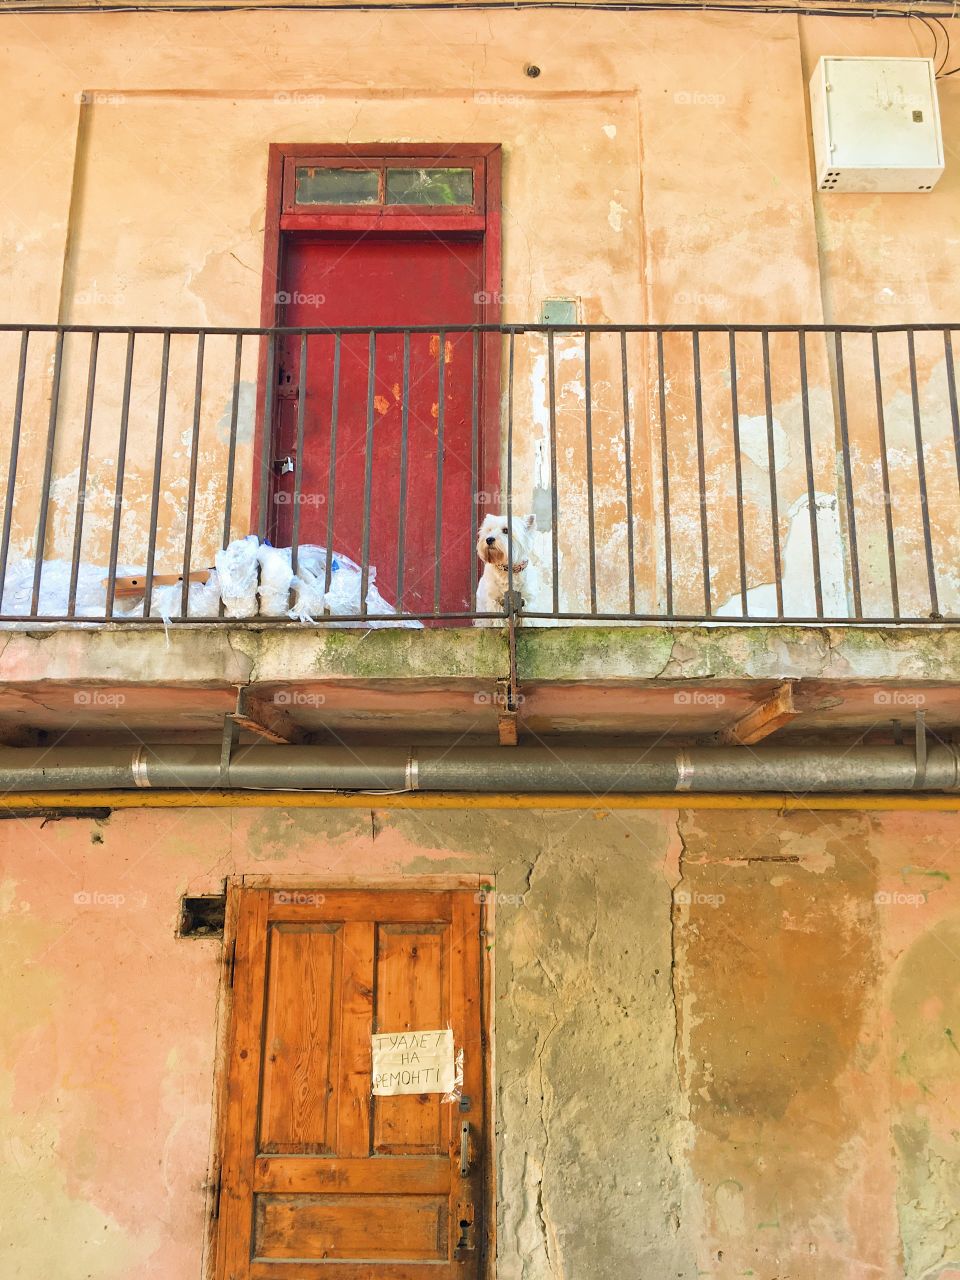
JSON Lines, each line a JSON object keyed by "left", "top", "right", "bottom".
{"left": 0, "top": 322, "right": 958, "bottom": 626}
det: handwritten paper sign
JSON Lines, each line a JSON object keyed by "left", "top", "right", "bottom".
{"left": 371, "top": 1029, "right": 455, "bottom": 1096}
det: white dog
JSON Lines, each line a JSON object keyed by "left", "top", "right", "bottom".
{"left": 475, "top": 513, "right": 537, "bottom": 625}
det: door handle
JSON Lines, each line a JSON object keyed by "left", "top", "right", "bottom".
{"left": 459, "top": 1120, "right": 470, "bottom": 1176}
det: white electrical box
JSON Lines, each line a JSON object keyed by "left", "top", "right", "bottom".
{"left": 809, "top": 56, "right": 944, "bottom": 193}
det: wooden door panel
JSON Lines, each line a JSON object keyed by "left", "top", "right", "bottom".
{"left": 264, "top": 889, "right": 454, "bottom": 923}
{"left": 374, "top": 925, "right": 448, "bottom": 1154}
{"left": 216, "top": 888, "right": 485, "bottom": 1280}
{"left": 254, "top": 1193, "right": 449, "bottom": 1261}
{"left": 254, "top": 1156, "right": 449, "bottom": 1195}
{"left": 259, "top": 924, "right": 341, "bottom": 1153}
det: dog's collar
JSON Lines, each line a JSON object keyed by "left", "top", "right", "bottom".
{"left": 493, "top": 560, "right": 528, "bottom": 574}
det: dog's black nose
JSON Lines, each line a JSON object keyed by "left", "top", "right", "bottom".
{"left": 485, "top": 536, "right": 496, "bottom": 546}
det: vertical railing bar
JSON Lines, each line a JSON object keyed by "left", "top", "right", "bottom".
{"left": 728, "top": 331, "right": 748, "bottom": 616}
{"left": 289, "top": 329, "right": 308, "bottom": 587}
{"left": 547, "top": 328, "right": 559, "bottom": 615}
{"left": 945, "top": 329, "right": 960, "bottom": 499}
{"left": 144, "top": 331, "right": 171, "bottom": 620}
{"left": 584, "top": 330, "right": 597, "bottom": 614}
{"left": 221, "top": 332, "right": 243, "bottom": 554}
{"left": 834, "top": 330, "right": 862, "bottom": 619}
{"left": 0, "top": 330, "right": 29, "bottom": 613}
{"left": 468, "top": 329, "right": 479, "bottom": 616}
{"left": 657, "top": 330, "right": 673, "bottom": 618}
{"left": 761, "top": 330, "right": 783, "bottom": 617}
{"left": 797, "top": 332, "right": 823, "bottom": 619}
{"left": 359, "top": 330, "right": 376, "bottom": 617}
{"left": 256, "top": 332, "right": 277, "bottom": 543}
{"left": 31, "top": 330, "right": 65, "bottom": 618}
{"left": 104, "top": 332, "right": 136, "bottom": 618}
{"left": 396, "top": 330, "right": 411, "bottom": 613}
{"left": 506, "top": 330, "right": 515, "bottom": 610}
{"left": 871, "top": 331, "right": 900, "bottom": 620}
{"left": 322, "top": 333, "right": 341, "bottom": 600}
{"left": 907, "top": 329, "right": 939, "bottom": 616}
{"left": 178, "top": 331, "right": 204, "bottom": 620}
{"left": 433, "top": 329, "right": 446, "bottom": 615}
{"left": 67, "top": 332, "right": 99, "bottom": 618}
{"left": 692, "top": 330, "right": 711, "bottom": 617}
{"left": 620, "top": 330, "right": 636, "bottom": 615}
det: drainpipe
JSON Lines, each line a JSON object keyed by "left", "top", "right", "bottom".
{"left": 0, "top": 743, "right": 957, "bottom": 792}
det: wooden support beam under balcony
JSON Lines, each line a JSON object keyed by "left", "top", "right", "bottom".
{"left": 229, "top": 688, "right": 306, "bottom": 745}
{"left": 717, "top": 681, "right": 799, "bottom": 746}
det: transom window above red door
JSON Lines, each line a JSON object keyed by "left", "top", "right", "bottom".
{"left": 282, "top": 153, "right": 486, "bottom": 217}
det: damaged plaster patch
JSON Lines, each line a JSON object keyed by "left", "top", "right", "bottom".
{"left": 737, "top": 412, "right": 791, "bottom": 471}
{"left": 607, "top": 200, "right": 626, "bottom": 232}
{"left": 673, "top": 809, "right": 883, "bottom": 1275}
{"left": 715, "top": 492, "right": 847, "bottom": 619}
{"left": 602, "top": 123, "right": 617, "bottom": 138}
{"left": 492, "top": 812, "right": 693, "bottom": 1278}
{"left": 891, "top": 920, "right": 960, "bottom": 1278}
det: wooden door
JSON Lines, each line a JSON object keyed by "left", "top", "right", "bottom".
{"left": 215, "top": 888, "right": 486, "bottom": 1279}
{"left": 272, "top": 235, "right": 483, "bottom": 617}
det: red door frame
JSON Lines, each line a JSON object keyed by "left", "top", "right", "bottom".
{"left": 253, "top": 143, "right": 503, "bottom": 541}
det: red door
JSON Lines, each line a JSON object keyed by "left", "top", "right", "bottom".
{"left": 271, "top": 234, "right": 484, "bottom": 617}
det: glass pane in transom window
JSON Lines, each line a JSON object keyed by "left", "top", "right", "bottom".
{"left": 295, "top": 167, "right": 380, "bottom": 205}
{"left": 385, "top": 167, "right": 474, "bottom": 205}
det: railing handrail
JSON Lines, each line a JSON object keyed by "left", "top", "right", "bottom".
{"left": 1, "top": 322, "right": 960, "bottom": 336}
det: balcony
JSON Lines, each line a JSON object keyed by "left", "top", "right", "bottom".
{"left": 1, "top": 322, "right": 958, "bottom": 629}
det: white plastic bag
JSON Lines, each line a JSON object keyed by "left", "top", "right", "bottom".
{"left": 257, "top": 544, "right": 295, "bottom": 616}
{"left": 215, "top": 535, "right": 259, "bottom": 618}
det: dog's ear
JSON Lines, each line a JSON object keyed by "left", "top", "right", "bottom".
{"left": 523, "top": 514, "right": 536, "bottom": 531}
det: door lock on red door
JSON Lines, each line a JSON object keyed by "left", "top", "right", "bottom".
{"left": 273, "top": 456, "right": 296, "bottom": 476}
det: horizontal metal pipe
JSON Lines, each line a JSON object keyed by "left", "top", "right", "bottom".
{"left": 0, "top": 743, "right": 957, "bottom": 794}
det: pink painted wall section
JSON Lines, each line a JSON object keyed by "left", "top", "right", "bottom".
{"left": 1, "top": 802, "right": 959, "bottom": 1278}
